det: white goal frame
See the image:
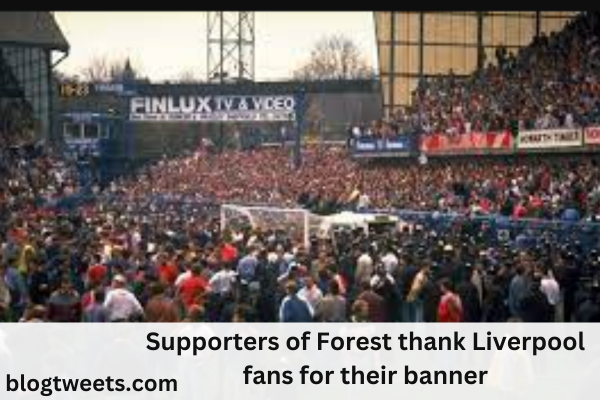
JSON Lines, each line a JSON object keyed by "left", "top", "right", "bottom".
{"left": 220, "top": 204, "right": 313, "bottom": 248}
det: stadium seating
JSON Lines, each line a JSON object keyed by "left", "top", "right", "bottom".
{"left": 376, "top": 12, "right": 600, "bottom": 136}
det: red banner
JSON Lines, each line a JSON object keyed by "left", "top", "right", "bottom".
{"left": 585, "top": 126, "right": 600, "bottom": 145}
{"left": 420, "top": 131, "right": 513, "bottom": 154}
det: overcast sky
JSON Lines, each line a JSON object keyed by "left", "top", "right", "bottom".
{"left": 53, "top": 12, "right": 378, "bottom": 82}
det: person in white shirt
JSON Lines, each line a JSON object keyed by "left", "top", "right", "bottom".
{"left": 381, "top": 250, "right": 399, "bottom": 276}
{"left": 130, "top": 229, "right": 142, "bottom": 254}
{"left": 355, "top": 252, "right": 374, "bottom": 286}
{"left": 564, "top": 112, "right": 575, "bottom": 129}
{"left": 539, "top": 266, "right": 561, "bottom": 310}
{"left": 208, "top": 264, "right": 237, "bottom": 295}
{"left": 104, "top": 275, "right": 143, "bottom": 322}
{"left": 464, "top": 120, "right": 472, "bottom": 134}
{"left": 298, "top": 276, "right": 323, "bottom": 311}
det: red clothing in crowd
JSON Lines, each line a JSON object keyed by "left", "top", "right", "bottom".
{"left": 159, "top": 263, "right": 179, "bottom": 287}
{"left": 221, "top": 243, "right": 238, "bottom": 264}
{"left": 81, "top": 290, "right": 95, "bottom": 310}
{"left": 540, "top": 172, "right": 551, "bottom": 191}
{"left": 178, "top": 275, "right": 209, "bottom": 309}
{"left": 513, "top": 203, "right": 527, "bottom": 218}
{"left": 579, "top": 191, "right": 588, "bottom": 206}
{"left": 479, "top": 197, "right": 492, "bottom": 213}
{"left": 9, "top": 227, "right": 27, "bottom": 243}
{"left": 530, "top": 195, "right": 543, "bottom": 209}
{"left": 87, "top": 264, "right": 108, "bottom": 286}
{"left": 438, "top": 292, "right": 463, "bottom": 323}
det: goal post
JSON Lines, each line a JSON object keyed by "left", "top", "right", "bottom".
{"left": 220, "top": 204, "right": 321, "bottom": 248}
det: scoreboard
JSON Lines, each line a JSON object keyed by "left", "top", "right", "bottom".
{"left": 58, "top": 82, "right": 125, "bottom": 97}
{"left": 58, "top": 82, "right": 91, "bottom": 97}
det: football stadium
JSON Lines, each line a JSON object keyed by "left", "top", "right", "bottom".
{"left": 1, "top": 11, "right": 600, "bottom": 324}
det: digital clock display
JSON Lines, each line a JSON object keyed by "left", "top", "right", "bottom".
{"left": 59, "top": 82, "right": 90, "bottom": 97}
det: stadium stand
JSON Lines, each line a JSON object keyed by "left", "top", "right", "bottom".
{"left": 409, "top": 12, "right": 600, "bottom": 135}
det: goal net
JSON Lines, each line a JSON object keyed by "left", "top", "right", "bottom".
{"left": 220, "top": 204, "right": 325, "bottom": 248}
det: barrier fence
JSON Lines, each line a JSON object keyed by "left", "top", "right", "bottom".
{"left": 85, "top": 194, "right": 600, "bottom": 253}
{"left": 386, "top": 209, "right": 600, "bottom": 252}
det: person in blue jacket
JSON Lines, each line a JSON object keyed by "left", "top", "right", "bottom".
{"left": 279, "top": 280, "right": 313, "bottom": 322}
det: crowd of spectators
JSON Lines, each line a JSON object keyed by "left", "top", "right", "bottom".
{"left": 0, "top": 97, "right": 84, "bottom": 322}
{"left": 347, "top": 120, "right": 406, "bottom": 142}
{"left": 112, "top": 146, "right": 600, "bottom": 222}
{"left": 0, "top": 101, "right": 81, "bottom": 214}
{"left": 2, "top": 12, "right": 600, "bottom": 325}
{"left": 2, "top": 139, "right": 599, "bottom": 324}
{"left": 352, "top": 12, "right": 600, "bottom": 137}
{"left": 2, "top": 156, "right": 599, "bottom": 324}
{"left": 413, "top": 12, "right": 600, "bottom": 134}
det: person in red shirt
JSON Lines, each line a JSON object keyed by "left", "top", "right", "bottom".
{"left": 87, "top": 255, "right": 108, "bottom": 288}
{"left": 221, "top": 243, "right": 238, "bottom": 265}
{"left": 437, "top": 278, "right": 463, "bottom": 323}
{"left": 158, "top": 253, "right": 179, "bottom": 287}
{"left": 529, "top": 193, "right": 544, "bottom": 218}
{"left": 177, "top": 264, "right": 208, "bottom": 310}
{"left": 513, "top": 201, "right": 528, "bottom": 219}
{"left": 479, "top": 197, "right": 493, "bottom": 214}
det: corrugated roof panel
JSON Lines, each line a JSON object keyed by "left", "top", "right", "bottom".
{"left": 0, "top": 12, "right": 69, "bottom": 51}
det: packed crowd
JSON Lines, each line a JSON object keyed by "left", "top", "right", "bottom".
{"left": 0, "top": 102, "right": 82, "bottom": 211}
{"left": 361, "top": 12, "right": 600, "bottom": 137}
{"left": 437, "top": 12, "right": 600, "bottom": 133}
{"left": 112, "top": 146, "right": 600, "bottom": 221}
{"left": 2, "top": 174, "right": 599, "bottom": 324}
{"left": 1, "top": 138, "right": 600, "bottom": 324}
{"left": 0, "top": 97, "right": 84, "bottom": 321}
{"left": 2, "top": 12, "right": 600, "bottom": 324}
